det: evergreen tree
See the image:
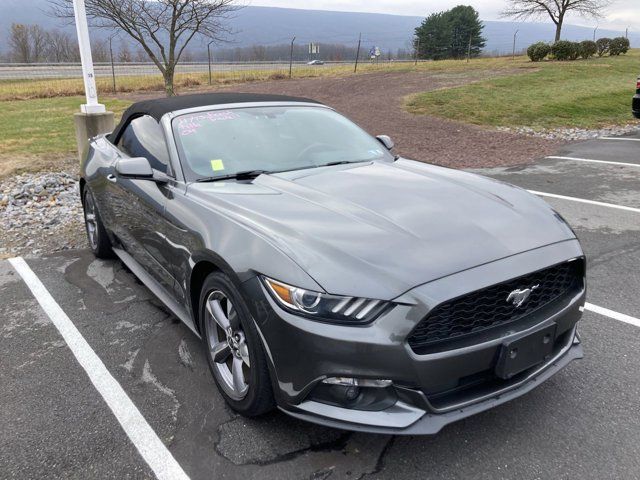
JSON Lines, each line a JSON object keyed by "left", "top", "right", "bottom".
{"left": 415, "top": 5, "right": 485, "bottom": 60}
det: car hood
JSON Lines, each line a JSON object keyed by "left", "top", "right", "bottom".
{"left": 188, "top": 159, "right": 576, "bottom": 300}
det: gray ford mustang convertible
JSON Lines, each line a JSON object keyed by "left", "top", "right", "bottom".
{"left": 81, "top": 93, "right": 585, "bottom": 434}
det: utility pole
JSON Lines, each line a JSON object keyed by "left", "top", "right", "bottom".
{"left": 512, "top": 29, "right": 519, "bottom": 60}
{"left": 289, "top": 36, "right": 296, "bottom": 78}
{"left": 626, "top": 27, "right": 629, "bottom": 39}
{"left": 109, "top": 36, "right": 116, "bottom": 93}
{"left": 415, "top": 38, "right": 420, "bottom": 66}
{"left": 354, "top": 33, "right": 362, "bottom": 73}
{"left": 593, "top": 25, "right": 598, "bottom": 41}
{"left": 466, "top": 34, "right": 472, "bottom": 63}
{"left": 72, "top": 0, "right": 104, "bottom": 113}
{"left": 207, "top": 40, "right": 215, "bottom": 85}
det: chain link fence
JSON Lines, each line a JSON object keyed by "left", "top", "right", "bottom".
{"left": 0, "top": 58, "right": 429, "bottom": 101}
{"left": 0, "top": 27, "right": 544, "bottom": 101}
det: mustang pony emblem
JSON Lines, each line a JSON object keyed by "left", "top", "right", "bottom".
{"left": 506, "top": 284, "right": 540, "bottom": 308}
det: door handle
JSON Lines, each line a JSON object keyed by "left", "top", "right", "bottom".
{"left": 107, "top": 174, "right": 117, "bottom": 183}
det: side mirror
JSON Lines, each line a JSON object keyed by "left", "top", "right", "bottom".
{"left": 376, "top": 135, "right": 395, "bottom": 150}
{"left": 115, "top": 157, "right": 153, "bottom": 179}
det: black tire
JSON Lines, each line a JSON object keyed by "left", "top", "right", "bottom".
{"left": 199, "top": 271, "right": 275, "bottom": 416}
{"left": 82, "top": 187, "right": 113, "bottom": 259}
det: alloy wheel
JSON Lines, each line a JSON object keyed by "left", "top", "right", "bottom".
{"left": 84, "top": 192, "right": 98, "bottom": 250}
{"left": 205, "top": 290, "right": 251, "bottom": 400}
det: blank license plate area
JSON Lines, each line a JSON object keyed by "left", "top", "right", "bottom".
{"left": 495, "top": 323, "right": 556, "bottom": 380}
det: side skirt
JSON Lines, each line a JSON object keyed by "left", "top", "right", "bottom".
{"left": 112, "top": 247, "right": 200, "bottom": 338}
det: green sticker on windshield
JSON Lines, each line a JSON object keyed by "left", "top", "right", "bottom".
{"left": 210, "top": 159, "right": 225, "bottom": 171}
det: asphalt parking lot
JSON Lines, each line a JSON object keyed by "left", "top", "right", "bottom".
{"left": 1, "top": 133, "right": 639, "bottom": 480}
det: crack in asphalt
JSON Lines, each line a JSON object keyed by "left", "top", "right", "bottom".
{"left": 213, "top": 414, "right": 353, "bottom": 467}
{"left": 357, "top": 436, "right": 396, "bottom": 480}
{"left": 256, "top": 431, "right": 353, "bottom": 468}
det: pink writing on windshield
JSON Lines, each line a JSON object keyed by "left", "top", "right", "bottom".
{"left": 177, "top": 111, "right": 240, "bottom": 136}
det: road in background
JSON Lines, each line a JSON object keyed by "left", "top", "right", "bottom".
{"left": 0, "top": 61, "right": 414, "bottom": 80}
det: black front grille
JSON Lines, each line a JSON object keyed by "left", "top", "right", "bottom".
{"left": 408, "top": 260, "right": 583, "bottom": 354}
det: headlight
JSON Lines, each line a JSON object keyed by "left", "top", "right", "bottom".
{"left": 262, "top": 276, "right": 390, "bottom": 324}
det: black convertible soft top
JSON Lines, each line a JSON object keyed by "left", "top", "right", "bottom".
{"left": 108, "top": 92, "right": 321, "bottom": 143}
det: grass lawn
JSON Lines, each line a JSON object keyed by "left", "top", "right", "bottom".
{"left": 406, "top": 49, "right": 640, "bottom": 129}
{"left": 0, "top": 55, "right": 530, "bottom": 173}
{"left": 2, "top": 52, "right": 637, "bottom": 177}
{"left": 0, "top": 57, "right": 530, "bottom": 101}
{"left": 0, "top": 96, "right": 131, "bottom": 177}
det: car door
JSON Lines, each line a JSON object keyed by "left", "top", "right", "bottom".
{"left": 107, "top": 115, "right": 176, "bottom": 295}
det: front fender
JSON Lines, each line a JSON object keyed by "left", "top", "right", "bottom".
{"left": 164, "top": 190, "right": 324, "bottom": 332}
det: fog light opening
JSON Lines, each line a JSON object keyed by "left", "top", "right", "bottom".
{"left": 345, "top": 386, "right": 360, "bottom": 401}
{"left": 311, "top": 377, "right": 398, "bottom": 411}
{"left": 322, "top": 377, "right": 393, "bottom": 388}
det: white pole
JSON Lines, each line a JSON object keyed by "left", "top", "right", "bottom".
{"left": 72, "top": 0, "right": 105, "bottom": 113}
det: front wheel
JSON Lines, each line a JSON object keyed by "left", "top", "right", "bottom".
{"left": 82, "top": 187, "right": 113, "bottom": 258}
{"left": 200, "top": 272, "right": 275, "bottom": 416}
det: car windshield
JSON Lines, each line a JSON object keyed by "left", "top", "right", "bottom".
{"left": 172, "top": 105, "right": 393, "bottom": 180}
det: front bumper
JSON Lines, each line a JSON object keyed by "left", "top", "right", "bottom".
{"left": 633, "top": 94, "right": 640, "bottom": 119}
{"left": 242, "top": 239, "right": 585, "bottom": 434}
{"left": 285, "top": 334, "right": 582, "bottom": 435}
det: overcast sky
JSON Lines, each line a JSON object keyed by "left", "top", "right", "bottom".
{"left": 250, "top": 1, "right": 640, "bottom": 31}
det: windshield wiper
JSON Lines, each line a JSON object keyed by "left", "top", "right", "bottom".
{"left": 315, "top": 160, "right": 369, "bottom": 168}
{"left": 196, "top": 170, "right": 269, "bottom": 183}
{"left": 324, "top": 161, "right": 353, "bottom": 166}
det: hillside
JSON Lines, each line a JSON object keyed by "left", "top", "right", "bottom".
{"left": 0, "top": 1, "right": 636, "bottom": 56}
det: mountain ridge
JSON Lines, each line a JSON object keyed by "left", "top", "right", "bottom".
{"left": 0, "top": 1, "right": 636, "bottom": 56}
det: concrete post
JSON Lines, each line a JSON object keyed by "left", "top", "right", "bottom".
{"left": 74, "top": 112, "right": 115, "bottom": 163}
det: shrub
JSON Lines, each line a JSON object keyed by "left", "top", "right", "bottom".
{"left": 596, "top": 37, "right": 611, "bottom": 57}
{"left": 579, "top": 40, "right": 597, "bottom": 59}
{"left": 551, "top": 40, "right": 579, "bottom": 61}
{"left": 568, "top": 42, "right": 580, "bottom": 60}
{"left": 527, "top": 42, "right": 550, "bottom": 62}
{"left": 609, "top": 36, "right": 630, "bottom": 56}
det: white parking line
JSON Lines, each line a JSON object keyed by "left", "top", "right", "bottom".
{"left": 599, "top": 137, "right": 640, "bottom": 142}
{"left": 8, "top": 257, "right": 190, "bottom": 480}
{"left": 585, "top": 302, "right": 640, "bottom": 328}
{"left": 528, "top": 190, "right": 640, "bottom": 214}
{"left": 546, "top": 156, "right": 640, "bottom": 168}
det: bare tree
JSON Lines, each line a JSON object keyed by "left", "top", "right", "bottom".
{"left": 181, "top": 50, "right": 195, "bottom": 62}
{"left": 30, "top": 25, "right": 49, "bottom": 62}
{"left": 91, "top": 38, "right": 110, "bottom": 63}
{"left": 502, "top": 0, "right": 611, "bottom": 42}
{"left": 135, "top": 48, "right": 148, "bottom": 62}
{"left": 46, "top": 29, "right": 80, "bottom": 62}
{"left": 51, "top": 0, "right": 239, "bottom": 95}
{"left": 8, "top": 23, "right": 31, "bottom": 63}
{"left": 118, "top": 41, "right": 133, "bottom": 63}
{"left": 251, "top": 45, "right": 267, "bottom": 61}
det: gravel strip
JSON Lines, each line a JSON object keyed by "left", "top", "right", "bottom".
{"left": 497, "top": 124, "right": 640, "bottom": 141}
{"left": 0, "top": 170, "right": 86, "bottom": 258}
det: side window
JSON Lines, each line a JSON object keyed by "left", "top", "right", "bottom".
{"left": 117, "top": 115, "right": 171, "bottom": 173}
